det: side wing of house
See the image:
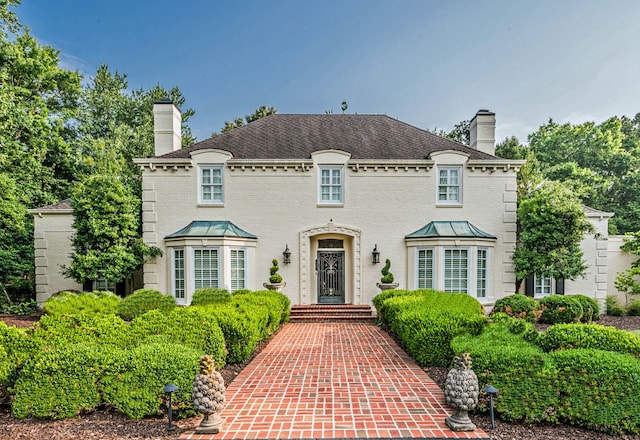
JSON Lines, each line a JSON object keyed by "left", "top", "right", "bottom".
{"left": 30, "top": 200, "right": 82, "bottom": 305}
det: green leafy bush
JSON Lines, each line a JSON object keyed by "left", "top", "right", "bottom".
{"left": 31, "top": 312, "right": 132, "bottom": 349}
{"left": 12, "top": 343, "right": 120, "bottom": 419}
{"left": 451, "top": 324, "right": 555, "bottom": 423}
{"left": 606, "top": 295, "right": 626, "bottom": 316}
{"left": 491, "top": 294, "right": 539, "bottom": 322}
{"left": 102, "top": 342, "right": 201, "bottom": 419}
{"left": 1, "top": 299, "right": 39, "bottom": 315}
{"left": 190, "top": 288, "right": 231, "bottom": 306}
{"left": 232, "top": 290, "right": 290, "bottom": 334}
{"left": 452, "top": 323, "right": 640, "bottom": 434}
{"left": 205, "top": 303, "right": 264, "bottom": 364}
{"left": 626, "top": 298, "right": 640, "bottom": 316}
{"left": 380, "top": 259, "right": 394, "bottom": 283}
{"left": 44, "top": 291, "right": 120, "bottom": 317}
{"left": 0, "top": 323, "right": 42, "bottom": 396}
{"left": 539, "top": 294, "right": 583, "bottom": 324}
{"left": 550, "top": 349, "right": 640, "bottom": 435}
{"left": 116, "top": 289, "right": 175, "bottom": 321}
{"left": 376, "top": 289, "right": 485, "bottom": 366}
{"left": 570, "top": 294, "right": 600, "bottom": 322}
{"left": 536, "top": 323, "right": 640, "bottom": 357}
{"left": 130, "top": 308, "right": 226, "bottom": 369}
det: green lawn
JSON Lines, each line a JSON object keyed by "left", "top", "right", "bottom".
{"left": 631, "top": 330, "right": 640, "bottom": 337}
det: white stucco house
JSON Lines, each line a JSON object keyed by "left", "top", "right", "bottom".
{"left": 31, "top": 102, "right": 636, "bottom": 307}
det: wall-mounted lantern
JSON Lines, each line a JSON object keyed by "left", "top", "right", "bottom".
{"left": 372, "top": 244, "right": 380, "bottom": 264}
{"left": 282, "top": 244, "right": 291, "bottom": 264}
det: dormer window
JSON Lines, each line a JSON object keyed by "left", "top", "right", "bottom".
{"left": 199, "top": 165, "right": 223, "bottom": 204}
{"left": 437, "top": 166, "right": 462, "bottom": 205}
{"left": 319, "top": 166, "right": 343, "bottom": 205}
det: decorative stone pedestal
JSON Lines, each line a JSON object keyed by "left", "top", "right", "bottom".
{"left": 445, "top": 409, "right": 476, "bottom": 431}
{"left": 195, "top": 413, "right": 225, "bottom": 434}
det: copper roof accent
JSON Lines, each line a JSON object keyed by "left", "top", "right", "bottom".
{"left": 160, "top": 114, "right": 497, "bottom": 160}
{"left": 406, "top": 221, "right": 496, "bottom": 239}
{"left": 165, "top": 221, "right": 257, "bottom": 239}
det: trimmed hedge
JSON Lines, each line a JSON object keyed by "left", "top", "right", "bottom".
{"left": 117, "top": 289, "right": 175, "bottom": 321}
{"left": 12, "top": 343, "right": 118, "bottom": 419}
{"left": 31, "top": 313, "right": 133, "bottom": 349}
{"left": 375, "top": 289, "right": 485, "bottom": 366}
{"left": 102, "top": 342, "right": 202, "bottom": 419}
{"left": 539, "top": 294, "right": 583, "bottom": 324}
{"left": 190, "top": 288, "right": 231, "bottom": 306}
{"left": 536, "top": 323, "right": 640, "bottom": 357}
{"left": 452, "top": 322, "right": 640, "bottom": 434}
{"left": 491, "top": 294, "right": 539, "bottom": 322}
{"left": 130, "top": 308, "right": 226, "bottom": 369}
{"left": 43, "top": 291, "right": 121, "bottom": 317}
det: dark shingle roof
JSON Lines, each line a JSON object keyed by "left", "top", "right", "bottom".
{"left": 161, "top": 114, "right": 497, "bottom": 160}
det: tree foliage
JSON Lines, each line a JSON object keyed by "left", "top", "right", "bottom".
{"left": 218, "top": 105, "right": 276, "bottom": 134}
{"left": 514, "top": 181, "right": 593, "bottom": 285}
{"left": 64, "top": 175, "right": 158, "bottom": 285}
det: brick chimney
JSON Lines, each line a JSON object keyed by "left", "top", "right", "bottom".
{"left": 469, "top": 109, "right": 496, "bottom": 156}
{"left": 153, "top": 99, "right": 182, "bottom": 156}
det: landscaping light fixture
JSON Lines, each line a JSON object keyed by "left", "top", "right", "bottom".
{"left": 372, "top": 244, "right": 380, "bottom": 264}
{"left": 283, "top": 244, "right": 291, "bottom": 264}
{"left": 482, "top": 385, "right": 498, "bottom": 430}
{"left": 163, "top": 383, "right": 179, "bottom": 431}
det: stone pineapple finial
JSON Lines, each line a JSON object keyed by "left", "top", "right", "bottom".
{"left": 444, "top": 352, "right": 479, "bottom": 431}
{"left": 192, "top": 355, "right": 226, "bottom": 433}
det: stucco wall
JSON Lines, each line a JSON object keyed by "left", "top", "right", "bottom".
{"left": 32, "top": 211, "right": 82, "bottom": 305}
{"left": 607, "top": 236, "right": 640, "bottom": 304}
{"left": 139, "top": 149, "right": 520, "bottom": 306}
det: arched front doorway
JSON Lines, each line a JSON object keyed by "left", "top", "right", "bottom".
{"left": 299, "top": 221, "right": 362, "bottom": 305}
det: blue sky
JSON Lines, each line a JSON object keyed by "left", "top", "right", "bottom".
{"left": 17, "top": 0, "right": 640, "bottom": 143}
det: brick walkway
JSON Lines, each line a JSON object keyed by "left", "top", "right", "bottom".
{"left": 180, "top": 323, "right": 489, "bottom": 439}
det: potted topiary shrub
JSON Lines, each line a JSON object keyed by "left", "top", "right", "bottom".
{"left": 376, "top": 258, "right": 398, "bottom": 291}
{"left": 263, "top": 258, "right": 286, "bottom": 292}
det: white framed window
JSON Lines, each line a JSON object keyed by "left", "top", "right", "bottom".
{"left": 192, "top": 248, "right": 220, "bottom": 290}
{"left": 476, "top": 248, "right": 488, "bottom": 299}
{"left": 416, "top": 248, "right": 434, "bottom": 289}
{"left": 198, "top": 165, "right": 223, "bottom": 204}
{"left": 230, "top": 249, "right": 246, "bottom": 290}
{"left": 443, "top": 248, "right": 469, "bottom": 293}
{"left": 319, "top": 166, "right": 343, "bottom": 204}
{"left": 534, "top": 274, "right": 552, "bottom": 298}
{"left": 437, "top": 167, "right": 462, "bottom": 205}
{"left": 172, "top": 248, "right": 186, "bottom": 302}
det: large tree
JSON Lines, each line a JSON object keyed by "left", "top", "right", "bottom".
{"left": 217, "top": 105, "right": 276, "bottom": 134}
{"left": 64, "top": 174, "right": 159, "bottom": 288}
{"left": 513, "top": 180, "right": 593, "bottom": 290}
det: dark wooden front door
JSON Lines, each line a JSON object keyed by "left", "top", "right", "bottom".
{"left": 317, "top": 250, "right": 345, "bottom": 304}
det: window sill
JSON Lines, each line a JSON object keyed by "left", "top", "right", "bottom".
{"left": 317, "top": 203, "right": 344, "bottom": 208}
{"left": 436, "top": 203, "right": 463, "bottom": 208}
{"left": 197, "top": 203, "right": 225, "bottom": 208}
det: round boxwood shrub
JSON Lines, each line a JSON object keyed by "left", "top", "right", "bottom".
{"left": 116, "top": 289, "right": 175, "bottom": 321}
{"left": 539, "top": 294, "right": 583, "bottom": 324}
{"left": 190, "top": 288, "right": 231, "bottom": 306}
{"left": 570, "top": 294, "right": 600, "bottom": 322}
{"left": 491, "top": 294, "right": 539, "bottom": 322}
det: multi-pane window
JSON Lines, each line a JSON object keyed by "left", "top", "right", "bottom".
{"left": 93, "top": 278, "right": 115, "bottom": 292}
{"left": 534, "top": 274, "right": 552, "bottom": 297}
{"left": 193, "top": 248, "right": 219, "bottom": 289}
{"left": 319, "top": 167, "right": 343, "bottom": 204}
{"left": 444, "top": 249, "right": 468, "bottom": 293}
{"left": 438, "top": 167, "right": 461, "bottom": 204}
{"left": 230, "top": 249, "right": 246, "bottom": 290}
{"left": 199, "top": 166, "right": 223, "bottom": 203}
{"left": 417, "top": 249, "right": 434, "bottom": 289}
{"left": 172, "top": 248, "right": 185, "bottom": 300}
{"left": 476, "top": 248, "right": 488, "bottom": 298}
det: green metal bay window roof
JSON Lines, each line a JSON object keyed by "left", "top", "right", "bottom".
{"left": 406, "top": 221, "right": 496, "bottom": 239}
{"left": 166, "top": 221, "right": 257, "bottom": 239}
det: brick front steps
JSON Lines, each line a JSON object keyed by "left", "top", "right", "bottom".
{"left": 289, "top": 304, "right": 376, "bottom": 323}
